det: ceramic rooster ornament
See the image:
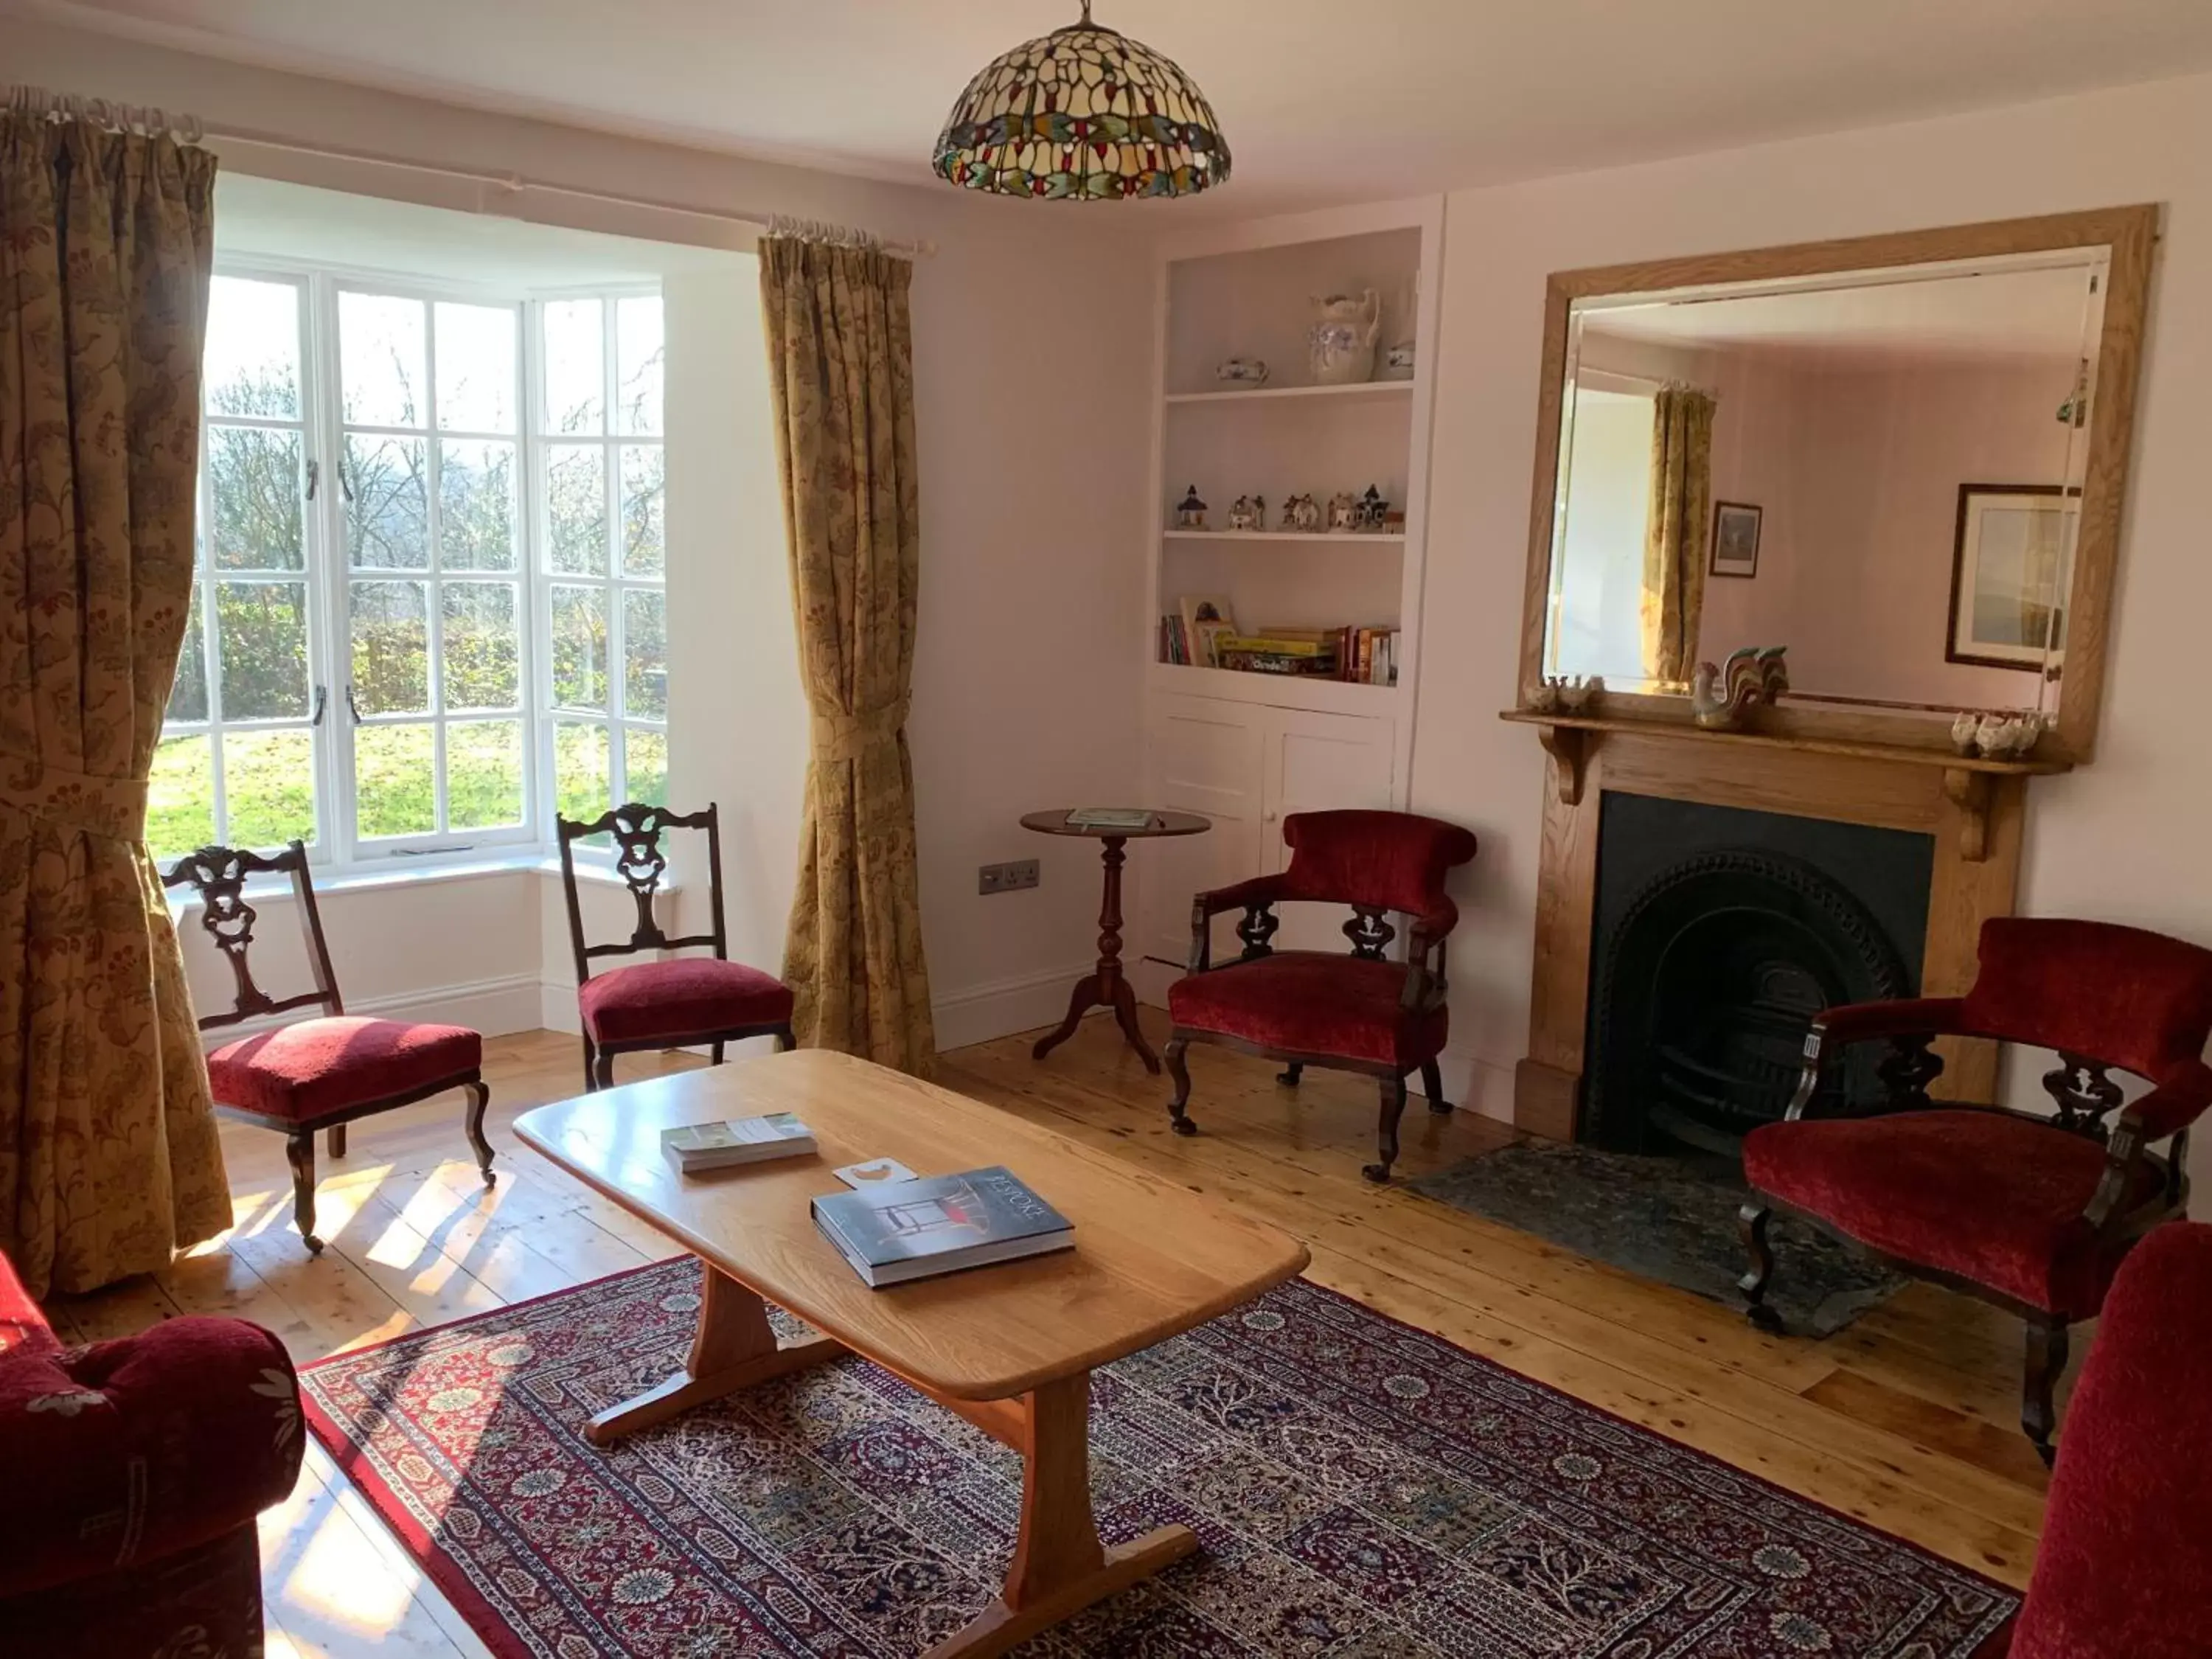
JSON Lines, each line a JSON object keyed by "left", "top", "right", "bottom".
{"left": 1691, "top": 645, "right": 1790, "bottom": 730}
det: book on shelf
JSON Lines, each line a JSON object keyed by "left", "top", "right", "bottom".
{"left": 662, "top": 1113, "right": 816, "bottom": 1172}
{"left": 1065, "top": 807, "right": 1157, "bottom": 830}
{"left": 811, "top": 1166, "right": 1074, "bottom": 1287}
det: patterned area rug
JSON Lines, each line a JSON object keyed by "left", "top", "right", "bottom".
{"left": 302, "top": 1259, "right": 2015, "bottom": 1658}
{"left": 1410, "top": 1142, "right": 1906, "bottom": 1338}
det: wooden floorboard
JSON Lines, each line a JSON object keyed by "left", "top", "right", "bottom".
{"left": 42, "top": 1017, "right": 2053, "bottom": 1655}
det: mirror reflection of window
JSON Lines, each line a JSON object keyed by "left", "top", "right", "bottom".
{"left": 1553, "top": 382, "right": 1655, "bottom": 684}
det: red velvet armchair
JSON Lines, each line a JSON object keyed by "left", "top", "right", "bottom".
{"left": 1165, "top": 810, "right": 1478, "bottom": 1183}
{"left": 2008, "top": 1220, "right": 2212, "bottom": 1658}
{"left": 0, "top": 1250, "right": 304, "bottom": 1657}
{"left": 1740, "top": 917, "right": 2212, "bottom": 1462}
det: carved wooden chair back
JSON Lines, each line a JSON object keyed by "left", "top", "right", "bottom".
{"left": 1960, "top": 916, "right": 2212, "bottom": 1138}
{"left": 554, "top": 801, "right": 728, "bottom": 988}
{"left": 161, "top": 841, "right": 344, "bottom": 1032}
{"left": 1275, "top": 809, "right": 1478, "bottom": 959}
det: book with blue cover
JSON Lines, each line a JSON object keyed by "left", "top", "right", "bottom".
{"left": 810, "top": 1166, "right": 1074, "bottom": 1287}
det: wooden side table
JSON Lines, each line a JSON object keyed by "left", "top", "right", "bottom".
{"left": 1020, "top": 810, "right": 1210, "bottom": 1074}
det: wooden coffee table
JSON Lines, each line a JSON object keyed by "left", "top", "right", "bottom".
{"left": 514, "top": 1048, "right": 1308, "bottom": 1659}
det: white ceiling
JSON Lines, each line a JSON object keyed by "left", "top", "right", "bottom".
{"left": 1582, "top": 262, "right": 2101, "bottom": 365}
{"left": 21, "top": 0, "right": 2212, "bottom": 215}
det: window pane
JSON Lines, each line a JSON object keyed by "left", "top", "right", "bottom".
{"left": 623, "top": 588, "right": 667, "bottom": 720}
{"left": 355, "top": 723, "right": 437, "bottom": 838}
{"left": 216, "top": 581, "right": 310, "bottom": 720}
{"left": 447, "top": 720, "right": 524, "bottom": 830}
{"left": 554, "top": 721, "right": 609, "bottom": 828}
{"left": 550, "top": 584, "right": 607, "bottom": 710}
{"left": 439, "top": 439, "right": 515, "bottom": 570}
{"left": 167, "top": 584, "right": 208, "bottom": 724}
{"left": 542, "top": 299, "right": 604, "bottom": 434}
{"left": 204, "top": 276, "right": 300, "bottom": 420}
{"left": 619, "top": 445, "right": 664, "bottom": 577}
{"left": 349, "top": 580, "right": 430, "bottom": 716}
{"left": 207, "top": 425, "right": 303, "bottom": 571}
{"left": 616, "top": 296, "right": 664, "bottom": 437}
{"left": 546, "top": 445, "right": 606, "bottom": 574}
{"left": 223, "top": 728, "right": 317, "bottom": 849}
{"left": 624, "top": 726, "right": 667, "bottom": 807}
{"left": 442, "top": 581, "right": 519, "bottom": 710}
{"left": 434, "top": 302, "right": 516, "bottom": 434}
{"left": 147, "top": 734, "right": 215, "bottom": 859}
{"left": 339, "top": 291, "right": 428, "bottom": 428}
{"left": 345, "top": 435, "right": 429, "bottom": 568}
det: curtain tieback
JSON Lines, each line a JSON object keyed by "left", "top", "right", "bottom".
{"left": 0, "top": 754, "right": 150, "bottom": 841}
{"left": 810, "top": 698, "right": 911, "bottom": 763}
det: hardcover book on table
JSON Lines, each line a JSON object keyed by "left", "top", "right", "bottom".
{"left": 661, "top": 1113, "right": 816, "bottom": 1171}
{"left": 811, "top": 1166, "right": 1074, "bottom": 1287}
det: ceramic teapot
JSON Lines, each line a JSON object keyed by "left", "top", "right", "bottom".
{"left": 1308, "top": 289, "right": 1381, "bottom": 385}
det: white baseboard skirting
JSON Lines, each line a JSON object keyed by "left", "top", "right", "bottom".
{"left": 198, "top": 973, "right": 546, "bottom": 1048}
{"left": 931, "top": 961, "right": 1099, "bottom": 1054}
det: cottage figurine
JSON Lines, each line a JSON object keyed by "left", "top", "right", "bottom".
{"left": 1281, "top": 493, "right": 1321, "bottom": 532}
{"left": 1175, "top": 486, "right": 1208, "bottom": 532}
{"left": 1326, "top": 491, "right": 1359, "bottom": 532}
{"left": 1354, "top": 486, "right": 1390, "bottom": 532}
{"left": 1228, "top": 493, "right": 1266, "bottom": 532}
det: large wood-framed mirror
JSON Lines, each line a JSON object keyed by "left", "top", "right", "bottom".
{"left": 1517, "top": 206, "right": 2157, "bottom": 765}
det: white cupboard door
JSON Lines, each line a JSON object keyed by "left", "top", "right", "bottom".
{"left": 1140, "top": 695, "right": 1266, "bottom": 970}
{"left": 1262, "top": 707, "right": 1399, "bottom": 953}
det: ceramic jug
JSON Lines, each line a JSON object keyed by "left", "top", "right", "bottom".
{"left": 1308, "top": 289, "right": 1381, "bottom": 385}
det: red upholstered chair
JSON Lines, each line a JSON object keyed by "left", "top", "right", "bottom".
{"left": 0, "top": 1248, "right": 305, "bottom": 1658}
{"left": 557, "top": 801, "right": 796, "bottom": 1090}
{"left": 2008, "top": 1220, "right": 2212, "bottom": 1658}
{"left": 165, "top": 842, "right": 493, "bottom": 1253}
{"left": 1164, "top": 809, "right": 1478, "bottom": 1183}
{"left": 1740, "top": 917, "right": 2212, "bottom": 1462}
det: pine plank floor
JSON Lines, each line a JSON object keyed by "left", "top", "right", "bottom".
{"left": 46, "top": 1016, "right": 2060, "bottom": 1656}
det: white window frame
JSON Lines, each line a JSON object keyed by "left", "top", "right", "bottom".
{"left": 159, "top": 256, "right": 665, "bottom": 872}
{"left": 529, "top": 288, "right": 668, "bottom": 831}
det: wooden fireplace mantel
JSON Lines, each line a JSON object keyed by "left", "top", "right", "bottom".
{"left": 1500, "top": 709, "right": 2070, "bottom": 863}
{"left": 1505, "top": 709, "right": 2049, "bottom": 1143}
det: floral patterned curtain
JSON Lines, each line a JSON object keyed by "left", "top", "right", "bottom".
{"left": 1641, "top": 383, "right": 1717, "bottom": 686}
{"left": 759, "top": 237, "right": 936, "bottom": 1074}
{"left": 0, "top": 110, "right": 229, "bottom": 1298}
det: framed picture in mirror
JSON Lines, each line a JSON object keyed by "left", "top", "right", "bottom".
{"left": 1709, "top": 501, "right": 1762, "bottom": 579}
{"left": 1947, "top": 484, "right": 2075, "bottom": 671}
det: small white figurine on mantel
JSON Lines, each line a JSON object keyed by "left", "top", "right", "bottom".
{"left": 1228, "top": 494, "right": 1266, "bottom": 532}
{"left": 1281, "top": 493, "right": 1320, "bottom": 532}
{"left": 1175, "top": 486, "right": 1208, "bottom": 532}
{"left": 1326, "top": 491, "right": 1359, "bottom": 532}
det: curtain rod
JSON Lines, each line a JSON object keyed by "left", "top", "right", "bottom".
{"left": 5, "top": 86, "right": 934, "bottom": 258}
{"left": 205, "top": 125, "right": 937, "bottom": 258}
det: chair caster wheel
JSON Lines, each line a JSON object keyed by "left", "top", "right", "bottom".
{"left": 481, "top": 1169, "right": 498, "bottom": 1189}
{"left": 1427, "top": 1100, "right": 1453, "bottom": 1116}
{"left": 1169, "top": 1116, "right": 1197, "bottom": 1137}
{"left": 302, "top": 1234, "right": 325, "bottom": 1255}
{"left": 1745, "top": 1303, "right": 1784, "bottom": 1334}
{"left": 1361, "top": 1163, "right": 1393, "bottom": 1184}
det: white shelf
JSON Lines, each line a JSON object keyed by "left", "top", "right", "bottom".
{"left": 1147, "top": 661, "right": 1402, "bottom": 714}
{"left": 1163, "top": 530, "right": 1406, "bottom": 546}
{"left": 1165, "top": 381, "right": 1415, "bottom": 407}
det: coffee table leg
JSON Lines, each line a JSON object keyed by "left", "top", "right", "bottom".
{"left": 587, "top": 1262, "right": 846, "bottom": 1447}
{"left": 925, "top": 1372, "right": 1198, "bottom": 1658}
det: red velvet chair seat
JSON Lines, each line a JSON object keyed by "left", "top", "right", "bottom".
{"left": 1744, "top": 1109, "right": 2164, "bottom": 1318}
{"left": 2010, "top": 1220, "right": 2212, "bottom": 1658}
{"left": 578, "top": 957, "right": 797, "bottom": 1046}
{"left": 206, "top": 1016, "right": 482, "bottom": 1122}
{"left": 1166, "top": 951, "right": 1448, "bottom": 1068}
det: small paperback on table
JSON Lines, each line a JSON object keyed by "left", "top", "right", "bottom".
{"left": 662, "top": 1113, "right": 817, "bottom": 1172}
{"left": 1065, "top": 807, "right": 1156, "bottom": 830}
{"left": 812, "top": 1166, "right": 1074, "bottom": 1287}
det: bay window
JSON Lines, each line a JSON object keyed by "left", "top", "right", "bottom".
{"left": 151, "top": 267, "right": 667, "bottom": 866}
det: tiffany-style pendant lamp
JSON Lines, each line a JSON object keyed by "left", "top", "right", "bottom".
{"left": 933, "top": 1, "right": 1230, "bottom": 201}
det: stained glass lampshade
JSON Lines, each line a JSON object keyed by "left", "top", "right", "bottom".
{"left": 933, "top": 1, "right": 1230, "bottom": 201}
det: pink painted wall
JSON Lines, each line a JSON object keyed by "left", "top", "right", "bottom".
{"left": 1699, "top": 351, "right": 2076, "bottom": 709}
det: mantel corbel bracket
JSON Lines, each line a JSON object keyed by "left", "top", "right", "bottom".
{"left": 1537, "top": 724, "right": 1590, "bottom": 807}
{"left": 1941, "top": 767, "right": 1994, "bottom": 863}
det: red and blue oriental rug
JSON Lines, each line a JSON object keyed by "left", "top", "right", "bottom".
{"left": 301, "top": 1259, "right": 2017, "bottom": 1656}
